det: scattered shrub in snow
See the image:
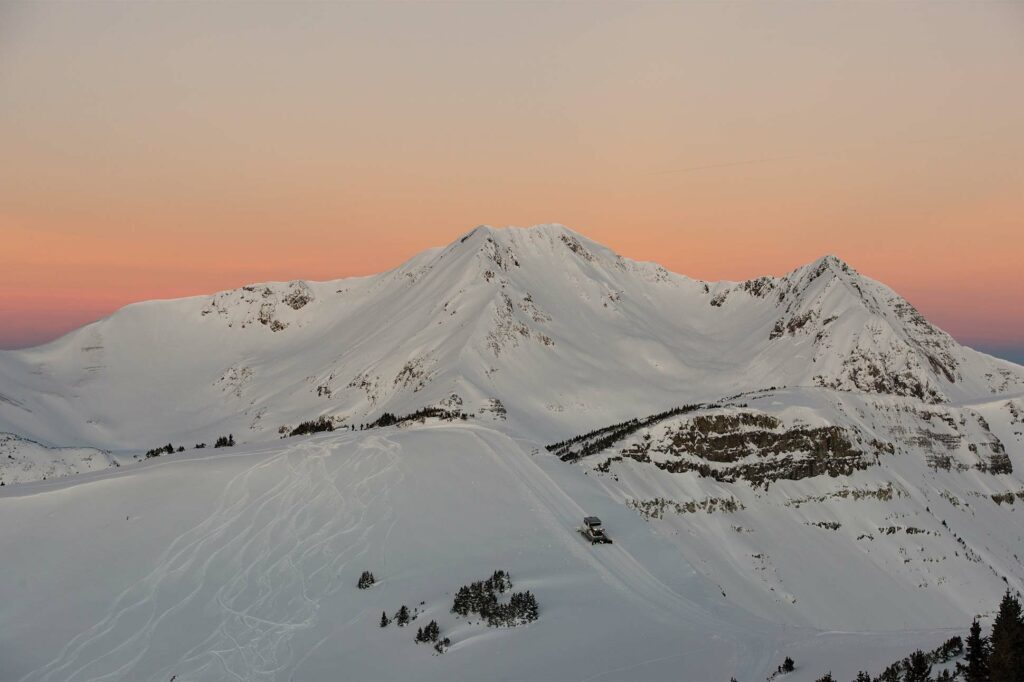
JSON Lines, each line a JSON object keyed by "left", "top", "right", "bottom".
{"left": 433, "top": 637, "right": 451, "bottom": 654}
{"left": 357, "top": 571, "right": 376, "bottom": 589}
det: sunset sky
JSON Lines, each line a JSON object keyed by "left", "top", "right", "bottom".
{"left": 1, "top": 1, "right": 1022, "bottom": 361}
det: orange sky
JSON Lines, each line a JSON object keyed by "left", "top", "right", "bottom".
{"left": 1, "top": 1, "right": 1022, "bottom": 356}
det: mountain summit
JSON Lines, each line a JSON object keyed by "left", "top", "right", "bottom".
{"left": 0, "top": 224, "right": 1020, "bottom": 450}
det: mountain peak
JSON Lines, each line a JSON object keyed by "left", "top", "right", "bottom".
{"left": 793, "top": 253, "right": 856, "bottom": 280}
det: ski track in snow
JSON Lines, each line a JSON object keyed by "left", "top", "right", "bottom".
{"left": 23, "top": 435, "right": 403, "bottom": 682}
{"left": 470, "top": 428, "right": 780, "bottom": 679}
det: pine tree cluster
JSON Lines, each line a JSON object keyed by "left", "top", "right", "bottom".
{"left": 451, "top": 570, "right": 538, "bottom": 627}
{"left": 214, "top": 434, "right": 235, "bottom": 448}
{"left": 145, "top": 443, "right": 175, "bottom": 458}
{"left": 546, "top": 402, "right": 714, "bottom": 461}
{"left": 357, "top": 571, "right": 376, "bottom": 589}
{"left": 360, "top": 407, "right": 470, "bottom": 431}
{"left": 289, "top": 417, "right": 334, "bottom": 437}
{"left": 415, "top": 620, "right": 441, "bottom": 644}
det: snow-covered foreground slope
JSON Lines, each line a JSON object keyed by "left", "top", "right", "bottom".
{"left": 0, "top": 425, "right": 961, "bottom": 681}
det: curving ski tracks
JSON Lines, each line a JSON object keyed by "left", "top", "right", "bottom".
{"left": 23, "top": 435, "right": 403, "bottom": 682}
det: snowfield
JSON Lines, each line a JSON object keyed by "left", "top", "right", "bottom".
{"left": 0, "top": 224, "right": 1022, "bottom": 680}
{"left": 0, "top": 426, "right": 968, "bottom": 681}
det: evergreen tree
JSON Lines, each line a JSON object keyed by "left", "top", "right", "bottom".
{"left": 423, "top": 620, "right": 440, "bottom": 642}
{"left": 396, "top": 605, "right": 410, "bottom": 627}
{"left": 854, "top": 673, "right": 871, "bottom": 682}
{"left": 358, "top": 571, "right": 375, "bottom": 589}
{"left": 415, "top": 627, "right": 425, "bottom": 643}
{"left": 902, "top": 650, "right": 931, "bottom": 682}
{"left": 877, "top": 663, "right": 902, "bottom": 682}
{"left": 990, "top": 591, "right": 1024, "bottom": 682}
{"left": 815, "top": 674, "right": 835, "bottom": 682}
{"left": 379, "top": 611, "right": 390, "bottom": 628}
{"left": 780, "top": 656, "right": 795, "bottom": 673}
{"left": 452, "top": 586, "right": 471, "bottom": 616}
{"left": 960, "top": 619, "right": 991, "bottom": 682}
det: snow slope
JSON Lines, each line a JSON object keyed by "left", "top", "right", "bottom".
{"left": 0, "top": 433, "right": 119, "bottom": 486}
{"left": 1, "top": 224, "right": 1022, "bottom": 680}
{"left": 0, "top": 426, "right": 964, "bottom": 682}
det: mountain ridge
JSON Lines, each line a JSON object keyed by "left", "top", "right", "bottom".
{"left": 0, "top": 224, "right": 1020, "bottom": 455}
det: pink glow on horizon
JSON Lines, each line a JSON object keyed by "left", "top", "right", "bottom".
{"left": 1, "top": 2, "right": 1022, "bottom": 353}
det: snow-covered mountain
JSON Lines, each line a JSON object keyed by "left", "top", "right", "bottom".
{"left": 1, "top": 224, "right": 1023, "bottom": 681}
{"left": 1, "top": 224, "right": 1019, "bottom": 452}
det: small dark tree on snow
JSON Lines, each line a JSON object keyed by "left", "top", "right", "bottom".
{"left": 415, "top": 627, "right": 425, "bottom": 643}
{"left": 433, "top": 637, "right": 451, "bottom": 654}
{"left": 854, "top": 672, "right": 871, "bottom": 682}
{"left": 814, "top": 674, "right": 834, "bottom": 682}
{"left": 396, "top": 605, "right": 410, "bottom": 627}
{"left": 779, "top": 656, "right": 795, "bottom": 673}
{"left": 358, "top": 571, "right": 375, "bottom": 589}
{"left": 423, "top": 620, "right": 440, "bottom": 642}
{"left": 990, "top": 590, "right": 1024, "bottom": 682}
{"left": 379, "top": 611, "right": 390, "bottom": 628}
{"left": 959, "top": 619, "right": 990, "bottom": 682}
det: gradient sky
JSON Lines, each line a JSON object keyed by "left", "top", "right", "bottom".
{"left": 1, "top": 1, "right": 1022, "bottom": 360}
